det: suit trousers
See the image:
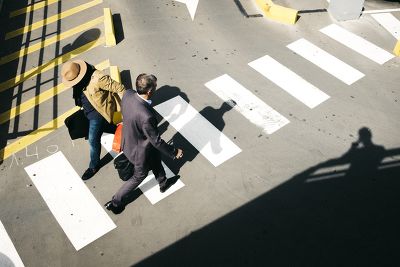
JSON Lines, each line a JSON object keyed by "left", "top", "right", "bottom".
{"left": 112, "top": 151, "right": 167, "bottom": 207}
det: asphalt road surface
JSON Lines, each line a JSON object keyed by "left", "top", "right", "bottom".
{"left": 0, "top": 0, "right": 399, "bottom": 266}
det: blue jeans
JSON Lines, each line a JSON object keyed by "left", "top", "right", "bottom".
{"left": 88, "top": 117, "right": 106, "bottom": 169}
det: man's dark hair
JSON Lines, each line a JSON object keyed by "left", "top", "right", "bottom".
{"left": 136, "top": 73, "right": 157, "bottom": 94}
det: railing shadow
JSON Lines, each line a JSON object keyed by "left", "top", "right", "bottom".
{"left": 134, "top": 127, "right": 400, "bottom": 266}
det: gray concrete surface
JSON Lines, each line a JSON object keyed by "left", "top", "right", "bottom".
{"left": 0, "top": 0, "right": 399, "bottom": 266}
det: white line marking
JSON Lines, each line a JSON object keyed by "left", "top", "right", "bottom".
{"left": 100, "top": 133, "right": 118, "bottom": 158}
{"left": 175, "top": 0, "right": 199, "bottom": 20}
{"left": 287, "top": 38, "right": 365, "bottom": 85}
{"left": 24, "top": 152, "right": 116, "bottom": 251}
{"left": 101, "top": 133, "right": 185, "bottom": 205}
{"left": 363, "top": 8, "right": 400, "bottom": 14}
{"left": 154, "top": 96, "right": 242, "bottom": 167}
{"left": 371, "top": 13, "right": 400, "bottom": 39}
{"left": 320, "top": 24, "right": 394, "bottom": 65}
{"left": 138, "top": 162, "right": 185, "bottom": 205}
{"left": 204, "top": 74, "right": 290, "bottom": 133}
{"left": 0, "top": 221, "right": 25, "bottom": 267}
{"left": 248, "top": 55, "right": 330, "bottom": 108}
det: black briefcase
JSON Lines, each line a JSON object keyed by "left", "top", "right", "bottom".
{"left": 64, "top": 109, "right": 89, "bottom": 140}
{"left": 114, "top": 152, "right": 134, "bottom": 181}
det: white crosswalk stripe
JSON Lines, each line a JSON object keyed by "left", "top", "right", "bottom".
{"left": 205, "top": 74, "right": 290, "bottom": 134}
{"left": 287, "top": 38, "right": 365, "bottom": 85}
{"left": 320, "top": 24, "right": 394, "bottom": 65}
{"left": 248, "top": 55, "right": 330, "bottom": 109}
{"left": 24, "top": 152, "right": 116, "bottom": 251}
{"left": 154, "top": 95, "right": 242, "bottom": 167}
{"left": 371, "top": 13, "right": 400, "bottom": 39}
{"left": 0, "top": 221, "right": 25, "bottom": 267}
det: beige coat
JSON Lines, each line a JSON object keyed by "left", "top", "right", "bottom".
{"left": 83, "top": 70, "right": 125, "bottom": 123}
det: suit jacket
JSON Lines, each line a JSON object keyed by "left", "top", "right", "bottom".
{"left": 121, "top": 89, "right": 175, "bottom": 168}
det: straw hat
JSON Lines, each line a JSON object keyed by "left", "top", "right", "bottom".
{"left": 61, "top": 60, "right": 88, "bottom": 87}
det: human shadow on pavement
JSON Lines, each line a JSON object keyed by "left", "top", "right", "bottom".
{"left": 153, "top": 85, "right": 236, "bottom": 173}
{"left": 134, "top": 127, "right": 400, "bottom": 267}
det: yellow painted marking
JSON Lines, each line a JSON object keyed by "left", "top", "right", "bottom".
{"left": 0, "top": 107, "right": 80, "bottom": 161}
{"left": 255, "top": 0, "right": 298, "bottom": 25}
{"left": 109, "top": 66, "right": 121, "bottom": 82}
{"left": 104, "top": 8, "right": 116, "bottom": 47}
{"left": 394, "top": 40, "right": 400, "bottom": 56}
{"left": 0, "top": 16, "right": 104, "bottom": 66}
{"left": 5, "top": 0, "right": 103, "bottom": 40}
{"left": 110, "top": 65, "right": 122, "bottom": 124}
{"left": 9, "top": 0, "right": 60, "bottom": 18}
{"left": 0, "top": 37, "right": 105, "bottom": 93}
{"left": 0, "top": 60, "right": 110, "bottom": 125}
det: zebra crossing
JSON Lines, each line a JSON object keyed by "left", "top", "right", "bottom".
{"left": 0, "top": 0, "right": 399, "bottom": 264}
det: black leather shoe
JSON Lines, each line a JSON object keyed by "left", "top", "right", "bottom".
{"left": 159, "top": 175, "right": 180, "bottom": 193}
{"left": 82, "top": 168, "right": 98, "bottom": 180}
{"left": 104, "top": 201, "right": 125, "bottom": 214}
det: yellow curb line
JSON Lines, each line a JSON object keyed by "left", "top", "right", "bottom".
{"left": 9, "top": 0, "right": 60, "bottom": 18}
{"left": 0, "top": 37, "right": 105, "bottom": 93}
{"left": 0, "top": 16, "right": 104, "bottom": 66}
{"left": 5, "top": 0, "right": 103, "bottom": 40}
{"left": 104, "top": 8, "right": 116, "bottom": 47}
{"left": 394, "top": 40, "right": 400, "bottom": 56}
{"left": 0, "top": 60, "right": 110, "bottom": 125}
{"left": 255, "top": 0, "right": 298, "bottom": 25}
{"left": 0, "top": 106, "right": 80, "bottom": 161}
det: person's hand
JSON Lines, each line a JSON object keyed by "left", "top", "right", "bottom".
{"left": 175, "top": 148, "right": 184, "bottom": 159}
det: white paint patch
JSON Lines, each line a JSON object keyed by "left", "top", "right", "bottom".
{"left": 154, "top": 96, "right": 241, "bottom": 167}
{"left": 204, "top": 74, "right": 290, "bottom": 133}
{"left": 100, "top": 133, "right": 118, "bottom": 158}
{"left": 0, "top": 221, "right": 25, "bottom": 267}
{"left": 138, "top": 162, "right": 185, "bottom": 205}
{"left": 320, "top": 24, "right": 394, "bottom": 65}
{"left": 248, "top": 55, "right": 330, "bottom": 108}
{"left": 175, "top": 0, "right": 199, "bottom": 20}
{"left": 24, "top": 152, "right": 116, "bottom": 251}
{"left": 363, "top": 8, "right": 400, "bottom": 14}
{"left": 287, "top": 38, "right": 365, "bottom": 85}
{"left": 371, "top": 13, "right": 400, "bottom": 39}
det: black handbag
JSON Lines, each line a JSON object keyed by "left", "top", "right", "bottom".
{"left": 64, "top": 109, "right": 89, "bottom": 140}
{"left": 113, "top": 152, "right": 134, "bottom": 181}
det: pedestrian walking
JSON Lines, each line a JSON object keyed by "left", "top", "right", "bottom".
{"left": 61, "top": 60, "right": 125, "bottom": 180}
{"left": 105, "top": 73, "right": 183, "bottom": 214}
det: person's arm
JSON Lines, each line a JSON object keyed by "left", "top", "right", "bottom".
{"left": 142, "top": 116, "right": 180, "bottom": 159}
{"left": 97, "top": 72, "right": 125, "bottom": 93}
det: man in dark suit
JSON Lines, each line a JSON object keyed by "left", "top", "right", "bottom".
{"left": 105, "top": 74, "right": 183, "bottom": 214}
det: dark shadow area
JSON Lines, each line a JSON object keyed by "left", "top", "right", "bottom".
{"left": 298, "top": 8, "right": 327, "bottom": 14}
{"left": 134, "top": 127, "right": 400, "bottom": 266}
{"left": 112, "top": 13, "right": 125, "bottom": 44}
{"left": 159, "top": 96, "right": 236, "bottom": 175}
{"left": 123, "top": 188, "right": 143, "bottom": 206}
{"left": 233, "top": 0, "right": 263, "bottom": 18}
{"left": 61, "top": 28, "right": 101, "bottom": 55}
{"left": 120, "top": 70, "right": 133, "bottom": 89}
{"left": 0, "top": 0, "right": 39, "bottom": 164}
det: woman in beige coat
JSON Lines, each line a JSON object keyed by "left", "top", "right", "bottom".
{"left": 61, "top": 60, "right": 125, "bottom": 180}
